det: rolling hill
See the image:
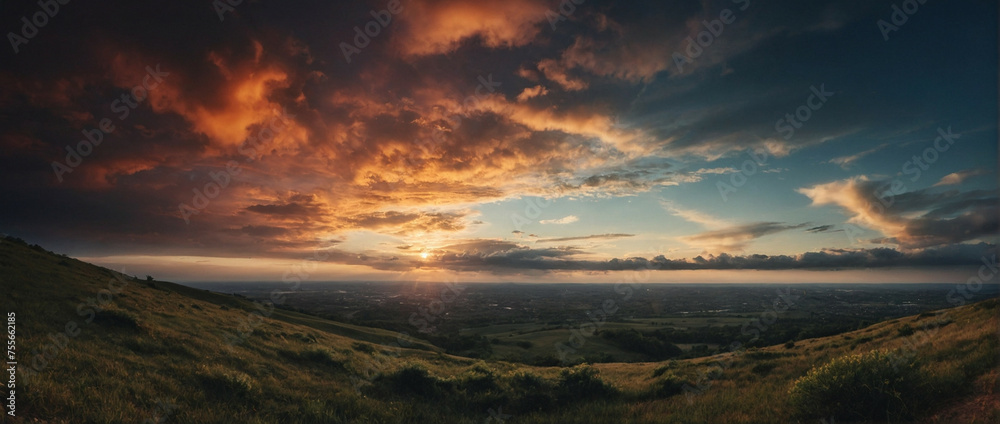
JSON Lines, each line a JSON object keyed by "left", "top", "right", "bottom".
{"left": 1, "top": 236, "right": 997, "bottom": 423}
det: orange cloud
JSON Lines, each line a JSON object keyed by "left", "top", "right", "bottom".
{"left": 396, "top": 0, "right": 552, "bottom": 56}
{"left": 797, "top": 177, "right": 906, "bottom": 239}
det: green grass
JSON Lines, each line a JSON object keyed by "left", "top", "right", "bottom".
{"left": 1, "top": 236, "right": 998, "bottom": 423}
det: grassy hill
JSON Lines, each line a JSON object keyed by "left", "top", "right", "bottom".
{"left": 1, "top": 236, "right": 997, "bottom": 423}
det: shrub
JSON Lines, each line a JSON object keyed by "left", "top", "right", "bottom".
{"left": 376, "top": 364, "right": 445, "bottom": 398}
{"left": 510, "top": 371, "right": 546, "bottom": 390}
{"left": 298, "top": 347, "right": 346, "bottom": 369}
{"left": 459, "top": 365, "right": 499, "bottom": 395}
{"left": 529, "top": 355, "right": 561, "bottom": 367}
{"left": 897, "top": 324, "right": 915, "bottom": 337}
{"left": 351, "top": 342, "right": 376, "bottom": 354}
{"left": 508, "top": 371, "right": 554, "bottom": 412}
{"left": 94, "top": 309, "right": 141, "bottom": 330}
{"left": 648, "top": 372, "right": 685, "bottom": 398}
{"left": 788, "top": 350, "right": 926, "bottom": 421}
{"left": 599, "top": 329, "right": 682, "bottom": 360}
{"left": 198, "top": 368, "right": 256, "bottom": 400}
{"left": 556, "top": 366, "right": 616, "bottom": 402}
{"left": 651, "top": 363, "right": 673, "bottom": 378}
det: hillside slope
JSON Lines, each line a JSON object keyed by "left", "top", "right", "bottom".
{"left": 1, "top": 237, "right": 997, "bottom": 423}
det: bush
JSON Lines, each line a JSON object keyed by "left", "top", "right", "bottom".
{"left": 375, "top": 364, "right": 446, "bottom": 398}
{"left": 556, "top": 366, "right": 616, "bottom": 402}
{"left": 508, "top": 371, "right": 554, "bottom": 412}
{"left": 651, "top": 363, "right": 673, "bottom": 378}
{"left": 528, "top": 355, "right": 561, "bottom": 367}
{"left": 198, "top": 368, "right": 256, "bottom": 400}
{"left": 459, "top": 365, "right": 499, "bottom": 395}
{"left": 351, "top": 342, "right": 376, "bottom": 354}
{"left": 788, "top": 350, "right": 926, "bottom": 421}
{"left": 94, "top": 309, "right": 141, "bottom": 330}
{"left": 297, "top": 347, "right": 346, "bottom": 369}
{"left": 897, "top": 324, "right": 915, "bottom": 337}
{"left": 647, "top": 372, "right": 685, "bottom": 398}
{"left": 599, "top": 329, "right": 682, "bottom": 360}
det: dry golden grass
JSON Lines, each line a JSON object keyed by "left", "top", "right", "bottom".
{"left": 2, "top": 238, "right": 997, "bottom": 423}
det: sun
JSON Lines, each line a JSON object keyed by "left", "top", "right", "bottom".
{"left": 420, "top": 251, "right": 430, "bottom": 259}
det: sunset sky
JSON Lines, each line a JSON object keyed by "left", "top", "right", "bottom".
{"left": 1, "top": 0, "right": 996, "bottom": 283}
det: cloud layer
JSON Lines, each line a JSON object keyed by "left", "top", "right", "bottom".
{"left": 0, "top": 0, "right": 995, "bottom": 279}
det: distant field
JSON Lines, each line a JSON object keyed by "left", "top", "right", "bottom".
{"left": 198, "top": 280, "right": 999, "bottom": 365}
{"left": 460, "top": 317, "right": 746, "bottom": 361}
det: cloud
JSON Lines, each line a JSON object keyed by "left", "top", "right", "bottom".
{"left": 933, "top": 169, "right": 989, "bottom": 187}
{"left": 692, "top": 167, "right": 738, "bottom": 175}
{"left": 828, "top": 143, "right": 889, "bottom": 169}
{"left": 234, "top": 225, "right": 291, "bottom": 238}
{"left": 799, "top": 176, "right": 999, "bottom": 248}
{"left": 535, "top": 233, "right": 634, "bottom": 243}
{"left": 805, "top": 225, "right": 835, "bottom": 233}
{"left": 660, "top": 201, "right": 728, "bottom": 229}
{"left": 682, "top": 222, "right": 807, "bottom": 251}
{"left": 420, "top": 240, "right": 996, "bottom": 272}
{"left": 516, "top": 85, "right": 549, "bottom": 102}
{"left": 246, "top": 202, "right": 313, "bottom": 216}
{"left": 539, "top": 215, "right": 579, "bottom": 225}
{"left": 0, "top": 0, "right": 992, "bottom": 279}
{"left": 344, "top": 210, "right": 470, "bottom": 235}
{"left": 395, "top": 0, "right": 552, "bottom": 56}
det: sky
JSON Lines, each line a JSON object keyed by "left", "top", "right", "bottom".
{"left": 0, "top": 0, "right": 997, "bottom": 283}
